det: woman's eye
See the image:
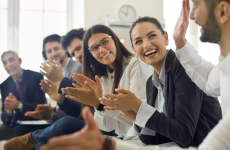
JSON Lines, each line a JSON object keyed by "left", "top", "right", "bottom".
{"left": 135, "top": 40, "right": 142, "bottom": 45}
{"left": 149, "top": 34, "right": 156, "bottom": 38}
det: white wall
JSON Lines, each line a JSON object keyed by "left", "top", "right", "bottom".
{"left": 84, "top": 0, "right": 163, "bottom": 52}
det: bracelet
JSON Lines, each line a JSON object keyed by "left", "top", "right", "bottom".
{"left": 103, "top": 137, "right": 113, "bottom": 150}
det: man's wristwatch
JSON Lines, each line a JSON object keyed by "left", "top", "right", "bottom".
{"left": 96, "top": 102, "right": 105, "bottom": 111}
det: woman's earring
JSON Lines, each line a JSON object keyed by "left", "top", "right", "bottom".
{"left": 166, "top": 43, "right": 169, "bottom": 46}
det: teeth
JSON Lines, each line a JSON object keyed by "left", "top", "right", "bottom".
{"left": 145, "top": 50, "right": 157, "bottom": 56}
{"left": 102, "top": 52, "right": 110, "bottom": 58}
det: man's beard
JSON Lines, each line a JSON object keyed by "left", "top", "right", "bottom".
{"left": 200, "top": 11, "right": 222, "bottom": 44}
{"left": 59, "top": 55, "right": 67, "bottom": 64}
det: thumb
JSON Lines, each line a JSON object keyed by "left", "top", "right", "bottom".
{"left": 9, "top": 92, "right": 13, "bottom": 97}
{"left": 82, "top": 106, "right": 97, "bottom": 129}
{"left": 84, "top": 81, "right": 94, "bottom": 91}
{"left": 95, "top": 75, "right": 102, "bottom": 87}
{"left": 115, "top": 88, "right": 130, "bottom": 94}
{"left": 53, "top": 60, "right": 62, "bottom": 69}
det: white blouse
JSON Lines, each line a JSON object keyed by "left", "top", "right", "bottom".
{"left": 94, "top": 56, "right": 153, "bottom": 138}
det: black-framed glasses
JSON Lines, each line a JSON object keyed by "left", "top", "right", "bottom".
{"left": 88, "top": 36, "right": 112, "bottom": 54}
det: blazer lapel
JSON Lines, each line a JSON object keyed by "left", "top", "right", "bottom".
{"left": 8, "top": 77, "right": 20, "bottom": 100}
{"left": 147, "top": 79, "right": 158, "bottom": 107}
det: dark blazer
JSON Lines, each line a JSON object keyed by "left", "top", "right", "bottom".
{"left": 0, "top": 69, "right": 47, "bottom": 124}
{"left": 139, "top": 50, "right": 222, "bottom": 148}
{"left": 57, "top": 77, "right": 81, "bottom": 118}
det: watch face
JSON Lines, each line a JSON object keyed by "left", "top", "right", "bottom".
{"left": 118, "top": 5, "right": 136, "bottom": 22}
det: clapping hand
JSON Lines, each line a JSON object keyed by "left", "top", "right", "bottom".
{"left": 40, "top": 79, "right": 64, "bottom": 104}
{"left": 99, "top": 88, "right": 142, "bottom": 113}
{"left": 61, "top": 74, "right": 102, "bottom": 108}
{"left": 40, "top": 60, "right": 64, "bottom": 85}
{"left": 25, "top": 103, "right": 54, "bottom": 120}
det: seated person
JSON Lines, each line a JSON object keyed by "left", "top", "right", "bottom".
{"left": 4, "top": 25, "right": 153, "bottom": 150}
{"left": 39, "top": 17, "right": 222, "bottom": 150}
{"left": 13, "top": 34, "right": 83, "bottom": 137}
{"left": 0, "top": 50, "right": 47, "bottom": 141}
{"left": 99, "top": 17, "right": 222, "bottom": 147}
{"left": 28, "top": 30, "right": 86, "bottom": 119}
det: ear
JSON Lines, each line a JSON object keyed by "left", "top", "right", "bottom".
{"left": 216, "top": 1, "right": 230, "bottom": 24}
{"left": 19, "top": 58, "right": 22, "bottom": 64}
{"left": 164, "top": 31, "right": 169, "bottom": 45}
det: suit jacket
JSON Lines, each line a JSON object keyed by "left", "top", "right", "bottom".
{"left": 65, "top": 58, "right": 82, "bottom": 79}
{"left": 139, "top": 50, "right": 222, "bottom": 147}
{"left": 0, "top": 69, "right": 47, "bottom": 125}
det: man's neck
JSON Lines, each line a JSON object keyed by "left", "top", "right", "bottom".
{"left": 12, "top": 68, "right": 23, "bottom": 81}
{"left": 61, "top": 56, "right": 68, "bottom": 67}
{"left": 219, "top": 26, "right": 230, "bottom": 57}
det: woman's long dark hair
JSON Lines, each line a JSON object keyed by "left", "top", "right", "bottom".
{"left": 82, "top": 25, "right": 133, "bottom": 94}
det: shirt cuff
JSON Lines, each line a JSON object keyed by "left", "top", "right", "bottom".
{"left": 17, "top": 101, "right": 23, "bottom": 110}
{"left": 127, "top": 122, "right": 141, "bottom": 137}
{"left": 140, "top": 127, "right": 156, "bottom": 136}
{"left": 135, "top": 102, "right": 156, "bottom": 127}
{"left": 175, "top": 41, "right": 197, "bottom": 63}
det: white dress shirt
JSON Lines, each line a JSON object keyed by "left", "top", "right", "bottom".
{"left": 114, "top": 42, "right": 230, "bottom": 150}
{"left": 94, "top": 56, "right": 153, "bottom": 140}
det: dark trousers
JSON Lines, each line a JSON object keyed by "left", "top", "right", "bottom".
{"left": 14, "top": 124, "right": 51, "bottom": 137}
{"left": 31, "top": 116, "right": 117, "bottom": 150}
{"left": 0, "top": 124, "right": 14, "bottom": 141}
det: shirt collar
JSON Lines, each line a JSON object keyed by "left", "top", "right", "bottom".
{"left": 62, "top": 58, "right": 71, "bottom": 72}
{"left": 152, "top": 50, "right": 169, "bottom": 89}
{"left": 13, "top": 70, "right": 23, "bottom": 83}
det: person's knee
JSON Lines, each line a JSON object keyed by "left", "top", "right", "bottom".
{"left": 52, "top": 116, "right": 85, "bottom": 134}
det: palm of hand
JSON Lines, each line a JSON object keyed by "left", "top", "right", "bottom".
{"left": 47, "top": 84, "right": 61, "bottom": 101}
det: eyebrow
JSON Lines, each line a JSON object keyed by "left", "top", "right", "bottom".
{"left": 134, "top": 31, "right": 156, "bottom": 42}
{"left": 74, "top": 45, "right": 81, "bottom": 50}
{"left": 89, "top": 37, "right": 108, "bottom": 49}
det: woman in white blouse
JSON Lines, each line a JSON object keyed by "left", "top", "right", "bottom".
{"left": 60, "top": 24, "right": 153, "bottom": 142}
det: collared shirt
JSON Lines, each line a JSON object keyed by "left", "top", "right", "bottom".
{"left": 62, "top": 58, "right": 71, "bottom": 78}
{"left": 114, "top": 42, "right": 230, "bottom": 150}
{"left": 127, "top": 51, "right": 168, "bottom": 137}
{"left": 94, "top": 56, "right": 153, "bottom": 140}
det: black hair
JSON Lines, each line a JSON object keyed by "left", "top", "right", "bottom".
{"left": 61, "top": 28, "right": 86, "bottom": 51}
{"left": 42, "top": 34, "right": 70, "bottom": 60}
{"left": 129, "top": 16, "right": 165, "bottom": 46}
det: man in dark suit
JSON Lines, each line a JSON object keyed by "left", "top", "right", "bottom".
{"left": 0, "top": 50, "right": 47, "bottom": 141}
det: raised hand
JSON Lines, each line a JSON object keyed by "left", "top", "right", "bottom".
{"left": 72, "top": 74, "right": 103, "bottom": 98}
{"left": 173, "top": 0, "right": 190, "bottom": 49}
{"left": 4, "top": 92, "right": 19, "bottom": 111}
{"left": 40, "top": 60, "right": 64, "bottom": 85}
{"left": 61, "top": 81, "right": 100, "bottom": 108}
{"left": 39, "top": 107, "right": 106, "bottom": 150}
{"left": 40, "top": 79, "right": 64, "bottom": 104}
{"left": 25, "top": 103, "right": 54, "bottom": 120}
{"left": 99, "top": 88, "right": 142, "bottom": 113}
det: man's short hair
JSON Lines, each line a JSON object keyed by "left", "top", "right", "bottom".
{"left": 42, "top": 34, "right": 70, "bottom": 60}
{"left": 61, "top": 28, "right": 85, "bottom": 51}
{"left": 1, "top": 50, "right": 19, "bottom": 60}
{"left": 205, "top": 0, "right": 230, "bottom": 11}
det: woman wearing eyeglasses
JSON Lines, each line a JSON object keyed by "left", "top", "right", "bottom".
{"left": 60, "top": 24, "right": 153, "bottom": 142}
{"left": 4, "top": 25, "right": 153, "bottom": 150}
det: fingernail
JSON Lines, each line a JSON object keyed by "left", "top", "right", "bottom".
{"left": 85, "top": 81, "right": 88, "bottom": 84}
{"left": 99, "top": 98, "right": 102, "bottom": 101}
{"left": 115, "top": 89, "right": 119, "bottom": 91}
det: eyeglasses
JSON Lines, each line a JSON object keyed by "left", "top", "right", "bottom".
{"left": 88, "top": 36, "right": 112, "bottom": 54}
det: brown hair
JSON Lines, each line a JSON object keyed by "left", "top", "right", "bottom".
{"left": 82, "top": 25, "right": 133, "bottom": 94}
